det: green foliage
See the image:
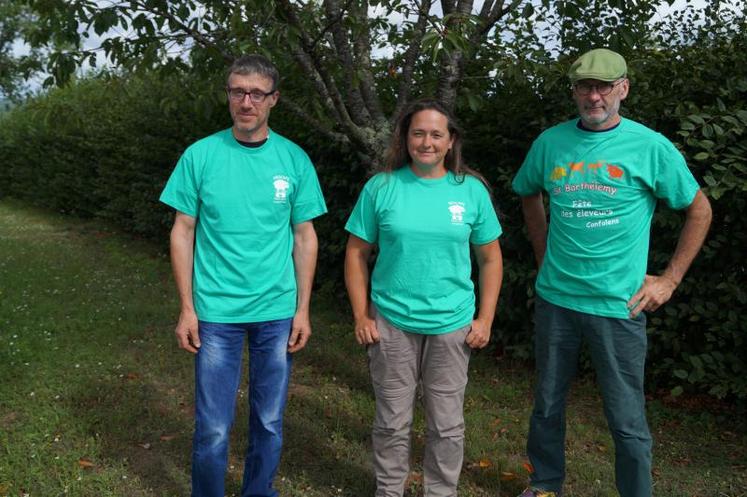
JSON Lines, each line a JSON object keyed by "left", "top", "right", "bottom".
{"left": 0, "top": 71, "right": 226, "bottom": 238}
{"left": 0, "top": 0, "right": 43, "bottom": 100}
{"left": 461, "top": 4, "right": 747, "bottom": 401}
{"left": 626, "top": 30, "right": 747, "bottom": 401}
{"left": 1, "top": 1, "right": 746, "bottom": 403}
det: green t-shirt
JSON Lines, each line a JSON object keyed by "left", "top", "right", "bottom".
{"left": 345, "top": 167, "right": 502, "bottom": 334}
{"left": 512, "top": 118, "right": 699, "bottom": 318}
{"left": 160, "top": 128, "right": 327, "bottom": 323}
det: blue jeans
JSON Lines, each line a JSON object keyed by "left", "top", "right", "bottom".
{"left": 192, "top": 318, "right": 293, "bottom": 497}
{"left": 527, "top": 297, "right": 651, "bottom": 497}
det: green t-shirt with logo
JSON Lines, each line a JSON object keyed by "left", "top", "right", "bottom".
{"left": 345, "top": 167, "right": 502, "bottom": 334}
{"left": 160, "top": 128, "right": 327, "bottom": 323}
{"left": 512, "top": 118, "right": 699, "bottom": 318}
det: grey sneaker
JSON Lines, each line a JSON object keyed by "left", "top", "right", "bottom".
{"left": 516, "top": 488, "right": 559, "bottom": 497}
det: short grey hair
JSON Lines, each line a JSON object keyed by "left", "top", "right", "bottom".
{"left": 226, "top": 54, "right": 279, "bottom": 89}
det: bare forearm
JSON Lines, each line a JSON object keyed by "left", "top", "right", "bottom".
{"left": 170, "top": 225, "right": 195, "bottom": 313}
{"left": 627, "top": 191, "right": 712, "bottom": 317}
{"left": 521, "top": 193, "right": 548, "bottom": 267}
{"left": 345, "top": 252, "right": 371, "bottom": 320}
{"left": 477, "top": 258, "right": 502, "bottom": 324}
{"left": 661, "top": 190, "right": 712, "bottom": 284}
{"left": 475, "top": 241, "right": 503, "bottom": 325}
{"left": 293, "top": 228, "right": 318, "bottom": 314}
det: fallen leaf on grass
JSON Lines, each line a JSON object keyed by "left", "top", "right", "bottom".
{"left": 500, "top": 471, "right": 518, "bottom": 481}
{"left": 0, "top": 483, "right": 10, "bottom": 494}
{"left": 78, "top": 457, "right": 95, "bottom": 469}
{"left": 477, "top": 459, "right": 492, "bottom": 468}
{"left": 522, "top": 462, "right": 534, "bottom": 474}
{"left": 1, "top": 412, "right": 19, "bottom": 427}
{"left": 180, "top": 403, "right": 194, "bottom": 416}
{"left": 160, "top": 434, "right": 176, "bottom": 441}
{"left": 405, "top": 471, "right": 423, "bottom": 487}
{"left": 138, "top": 442, "right": 152, "bottom": 450}
{"left": 125, "top": 372, "right": 140, "bottom": 380}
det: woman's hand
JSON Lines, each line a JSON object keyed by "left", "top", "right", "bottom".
{"left": 465, "top": 318, "right": 491, "bottom": 349}
{"left": 354, "top": 315, "right": 380, "bottom": 345}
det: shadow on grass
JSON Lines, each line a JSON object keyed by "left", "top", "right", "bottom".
{"left": 65, "top": 370, "right": 193, "bottom": 495}
{"left": 302, "top": 316, "right": 374, "bottom": 393}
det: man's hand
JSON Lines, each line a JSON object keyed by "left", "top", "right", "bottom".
{"left": 627, "top": 274, "right": 678, "bottom": 318}
{"left": 628, "top": 190, "right": 711, "bottom": 319}
{"left": 290, "top": 221, "right": 318, "bottom": 353}
{"left": 175, "top": 309, "right": 200, "bottom": 353}
{"left": 288, "top": 309, "right": 312, "bottom": 353}
{"left": 465, "top": 318, "right": 491, "bottom": 349}
{"left": 354, "top": 315, "right": 380, "bottom": 345}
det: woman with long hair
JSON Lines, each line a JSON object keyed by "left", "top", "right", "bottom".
{"left": 344, "top": 98, "right": 504, "bottom": 497}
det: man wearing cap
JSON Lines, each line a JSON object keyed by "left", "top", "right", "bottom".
{"left": 511, "top": 48, "right": 712, "bottom": 497}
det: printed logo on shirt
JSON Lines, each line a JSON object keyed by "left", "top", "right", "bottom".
{"left": 273, "top": 175, "right": 290, "bottom": 203}
{"left": 549, "top": 161, "right": 624, "bottom": 229}
{"left": 448, "top": 201, "right": 466, "bottom": 225}
{"left": 549, "top": 161, "right": 625, "bottom": 198}
{"left": 550, "top": 161, "right": 625, "bottom": 183}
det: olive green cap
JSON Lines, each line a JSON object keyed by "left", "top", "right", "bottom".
{"left": 568, "top": 48, "right": 627, "bottom": 82}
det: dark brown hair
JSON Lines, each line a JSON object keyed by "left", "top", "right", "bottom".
{"left": 226, "top": 54, "right": 280, "bottom": 90}
{"left": 382, "top": 98, "right": 489, "bottom": 188}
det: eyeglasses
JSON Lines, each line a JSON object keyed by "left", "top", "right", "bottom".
{"left": 573, "top": 79, "right": 624, "bottom": 96}
{"left": 226, "top": 87, "right": 276, "bottom": 103}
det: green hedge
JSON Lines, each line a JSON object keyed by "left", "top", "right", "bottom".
{"left": 1, "top": 39, "right": 745, "bottom": 401}
{"left": 0, "top": 74, "right": 227, "bottom": 239}
{"left": 458, "top": 37, "right": 747, "bottom": 400}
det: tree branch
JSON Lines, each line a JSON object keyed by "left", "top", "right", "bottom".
{"left": 441, "top": 0, "right": 456, "bottom": 15}
{"left": 474, "top": 0, "right": 511, "bottom": 40}
{"left": 129, "top": 0, "right": 233, "bottom": 64}
{"left": 351, "top": 0, "right": 385, "bottom": 123}
{"left": 281, "top": 95, "right": 350, "bottom": 147}
{"left": 393, "top": 0, "right": 432, "bottom": 119}
{"left": 477, "top": 0, "right": 494, "bottom": 20}
{"left": 435, "top": 0, "right": 473, "bottom": 110}
{"left": 275, "top": 0, "right": 371, "bottom": 151}
{"left": 288, "top": 45, "right": 344, "bottom": 124}
{"left": 323, "top": 0, "right": 370, "bottom": 125}
{"left": 308, "top": 0, "right": 352, "bottom": 50}
{"left": 275, "top": 0, "right": 346, "bottom": 120}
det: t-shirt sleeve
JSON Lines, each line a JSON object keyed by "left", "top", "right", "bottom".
{"left": 159, "top": 149, "right": 200, "bottom": 217}
{"left": 345, "top": 182, "right": 378, "bottom": 244}
{"left": 291, "top": 152, "right": 328, "bottom": 225}
{"left": 470, "top": 183, "right": 503, "bottom": 245}
{"left": 651, "top": 140, "right": 700, "bottom": 210}
{"left": 512, "top": 138, "right": 546, "bottom": 196}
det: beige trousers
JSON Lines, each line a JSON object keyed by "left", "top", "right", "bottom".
{"left": 368, "top": 309, "right": 472, "bottom": 497}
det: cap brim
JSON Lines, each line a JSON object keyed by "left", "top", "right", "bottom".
{"left": 570, "top": 73, "right": 626, "bottom": 82}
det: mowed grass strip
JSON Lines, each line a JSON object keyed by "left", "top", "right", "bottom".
{"left": 0, "top": 199, "right": 744, "bottom": 497}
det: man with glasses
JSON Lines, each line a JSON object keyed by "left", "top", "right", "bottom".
{"left": 512, "top": 48, "right": 712, "bottom": 497}
{"left": 160, "top": 54, "right": 327, "bottom": 497}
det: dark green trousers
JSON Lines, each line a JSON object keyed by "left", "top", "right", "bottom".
{"left": 527, "top": 296, "right": 652, "bottom": 497}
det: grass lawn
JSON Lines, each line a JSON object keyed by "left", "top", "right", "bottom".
{"left": 0, "top": 199, "right": 744, "bottom": 497}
